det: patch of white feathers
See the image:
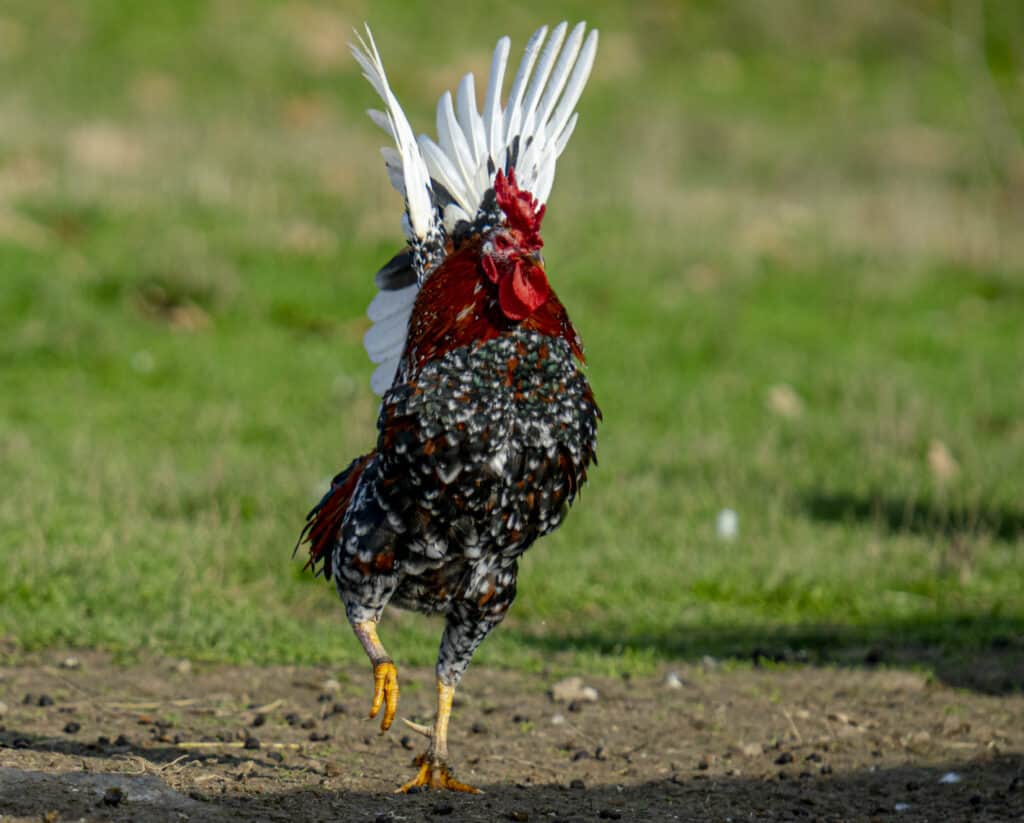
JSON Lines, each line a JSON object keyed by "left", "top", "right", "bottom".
{"left": 351, "top": 22, "right": 599, "bottom": 395}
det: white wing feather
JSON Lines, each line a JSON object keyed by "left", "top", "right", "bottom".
{"left": 355, "top": 22, "right": 598, "bottom": 395}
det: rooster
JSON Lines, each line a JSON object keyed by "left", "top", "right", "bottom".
{"left": 298, "top": 22, "right": 600, "bottom": 793}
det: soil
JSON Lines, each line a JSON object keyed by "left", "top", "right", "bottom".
{"left": 0, "top": 652, "right": 1021, "bottom": 822}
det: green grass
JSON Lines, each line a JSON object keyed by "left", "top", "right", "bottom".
{"left": 1, "top": 0, "right": 1022, "bottom": 680}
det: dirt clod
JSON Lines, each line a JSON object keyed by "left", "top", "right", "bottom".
{"left": 102, "top": 786, "right": 124, "bottom": 806}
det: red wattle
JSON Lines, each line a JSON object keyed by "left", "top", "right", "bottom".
{"left": 481, "top": 255, "right": 501, "bottom": 284}
{"left": 499, "top": 262, "right": 549, "bottom": 321}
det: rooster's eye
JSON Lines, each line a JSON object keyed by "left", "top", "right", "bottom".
{"left": 493, "top": 234, "right": 512, "bottom": 252}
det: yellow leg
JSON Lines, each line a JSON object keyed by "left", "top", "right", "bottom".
{"left": 396, "top": 680, "right": 481, "bottom": 794}
{"left": 353, "top": 620, "right": 399, "bottom": 732}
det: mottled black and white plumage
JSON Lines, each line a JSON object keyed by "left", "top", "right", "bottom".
{"left": 328, "top": 331, "right": 598, "bottom": 683}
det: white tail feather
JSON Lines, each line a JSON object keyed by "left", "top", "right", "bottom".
{"left": 355, "top": 22, "right": 598, "bottom": 395}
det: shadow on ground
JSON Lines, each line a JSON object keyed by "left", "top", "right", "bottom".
{"left": 514, "top": 618, "right": 1024, "bottom": 696}
{"left": 2, "top": 757, "right": 1022, "bottom": 823}
{"left": 801, "top": 491, "right": 1024, "bottom": 544}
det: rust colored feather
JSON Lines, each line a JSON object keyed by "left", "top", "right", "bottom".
{"left": 297, "top": 453, "right": 374, "bottom": 578}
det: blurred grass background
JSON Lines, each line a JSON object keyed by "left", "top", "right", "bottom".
{"left": 1, "top": 0, "right": 1022, "bottom": 686}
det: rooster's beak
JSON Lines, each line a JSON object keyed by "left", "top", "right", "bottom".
{"left": 527, "top": 250, "right": 544, "bottom": 267}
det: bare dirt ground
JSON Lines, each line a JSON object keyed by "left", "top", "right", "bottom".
{"left": 0, "top": 652, "right": 1021, "bottom": 822}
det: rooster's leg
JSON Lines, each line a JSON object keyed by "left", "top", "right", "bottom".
{"left": 396, "top": 679, "right": 481, "bottom": 794}
{"left": 353, "top": 619, "right": 399, "bottom": 732}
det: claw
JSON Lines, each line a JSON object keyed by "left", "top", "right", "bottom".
{"left": 401, "top": 718, "right": 433, "bottom": 738}
{"left": 397, "top": 754, "right": 482, "bottom": 794}
{"left": 369, "top": 661, "right": 399, "bottom": 732}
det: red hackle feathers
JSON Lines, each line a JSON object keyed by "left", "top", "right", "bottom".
{"left": 298, "top": 453, "right": 374, "bottom": 578}
{"left": 402, "top": 244, "right": 584, "bottom": 372}
{"left": 494, "top": 169, "right": 545, "bottom": 251}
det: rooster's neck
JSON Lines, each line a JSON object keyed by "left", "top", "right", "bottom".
{"left": 401, "top": 245, "right": 584, "bottom": 376}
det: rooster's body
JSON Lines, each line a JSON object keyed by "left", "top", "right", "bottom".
{"left": 299, "top": 22, "right": 600, "bottom": 792}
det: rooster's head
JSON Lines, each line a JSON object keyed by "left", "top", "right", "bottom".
{"left": 480, "top": 169, "right": 549, "bottom": 322}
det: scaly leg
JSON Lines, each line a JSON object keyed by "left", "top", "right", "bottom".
{"left": 352, "top": 619, "right": 399, "bottom": 732}
{"left": 397, "top": 678, "right": 481, "bottom": 793}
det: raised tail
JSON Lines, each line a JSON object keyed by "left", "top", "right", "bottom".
{"left": 296, "top": 452, "right": 375, "bottom": 578}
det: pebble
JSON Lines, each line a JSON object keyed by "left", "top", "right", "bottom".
{"left": 63, "top": 721, "right": 81, "bottom": 735}
{"left": 715, "top": 508, "right": 739, "bottom": 540}
{"left": 59, "top": 656, "right": 81, "bottom": 670}
{"left": 507, "top": 812, "right": 529, "bottom": 822}
{"left": 251, "top": 714, "right": 266, "bottom": 728}
{"left": 550, "top": 677, "right": 599, "bottom": 704}
{"left": 550, "top": 714, "right": 566, "bottom": 725}
{"left": 309, "top": 731, "right": 331, "bottom": 742}
{"left": 938, "top": 772, "right": 962, "bottom": 784}
{"left": 243, "top": 737, "right": 260, "bottom": 750}
{"left": 774, "top": 752, "right": 794, "bottom": 765}
{"left": 37, "top": 694, "right": 55, "bottom": 707}
{"left": 400, "top": 735, "right": 415, "bottom": 750}
{"left": 569, "top": 778, "right": 586, "bottom": 790}
{"left": 664, "top": 671, "right": 684, "bottom": 689}
{"left": 102, "top": 787, "right": 124, "bottom": 807}
{"left": 430, "top": 802, "right": 454, "bottom": 815}
{"left": 598, "top": 811, "right": 622, "bottom": 820}
{"left": 267, "top": 751, "right": 284, "bottom": 763}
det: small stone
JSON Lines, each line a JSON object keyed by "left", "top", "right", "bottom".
{"left": 37, "top": 694, "right": 55, "bottom": 707}
{"left": 470, "top": 722, "right": 488, "bottom": 734}
{"left": 243, "top": 737, "right": 260, "bottom": 750}
{"left": 114, "top": 734, "right": 130, "bottom": 747}
{"left": 715, "top": 508, "right": 739, "bottom": 540}
{"left": 551, "top": 677, "right": 599, "bottom": 704}
{"left": 820, "top": 764, "right": 833, "bottom": 775}
{"left": 22, "top": 693, "right": 35, "bottom": 705}
{"left": 317, "top": 693, "right": 332, "bottom": 703}
{"left": 507, "top": 812, "right": 529, "bottom": 822}
{"left": 63, "top": 721, "right": 81, "bottom": 734}
{"left": 301, "top": 718, "right": 316, "bottom": 730}
{"left": 430, "top": 802, "right": 454, "bottom": 815}
{"left": 42, "top": 811, "right": 59, "bottom": 823}
{"left": 102, "top": 787, "right": 124, "bottom": 807}
{"left": 285, "top": 713, "right": 301, "bottom": 726}
{"left": 400, "top": 735, "right": 415, "bottom": 750}
{"left": 97, "top": 736, "right": 110, "bottom": 746}
{"left": 938, "top": 771, "right": 962, "bottom": 784}
{"left": 775, "top": 752, "right": 794, "bottom": 765}
{"left": 740, "top": 743, "right": 763, "bottom": 757}
{"left": 251, "top": 714, "right": 266, "bottom": 727}
{"left": 174, "top": 660, "right": 192, "bottom": 675}
{"left": 268, "top": 750, "right": 284, "bottom": 763}
{"left": 569, "top": 778, "right": 586, "bottom": 790}
{"left": 571, "top": 749, "right": 590, "bottom": 762}
{"left": 894, "top": 803, "right": 912, "bottom": 813}
{"left": 321, "top": 678, "right": 341, "bottom": 692}
{"left": 664, "top": 671, "right": 684, "bottom": 689}
{"left": 550, "top": 714, "right": 566, "bottom": 725}
{"left": 805, "top": 752, "right": 822, "bottom": 763}
{"left": 309, "top": 731, "right": 331, "bottom": 742}
{"left": 598, "top": 811, "right": 622, "bottom": 820}
{"left": 59, "top": 656, "right": 81, "bottom": 670}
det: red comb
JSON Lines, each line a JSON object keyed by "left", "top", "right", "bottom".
{"left": 494, "top": 169, "right": 545, "bottom": 249}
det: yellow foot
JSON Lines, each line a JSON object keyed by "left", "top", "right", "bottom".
{"left": 397, "top": 754, "right": 482, "bottom": 794}
{"left": 369, "top": 661, "right": 399, "bottom": 732}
